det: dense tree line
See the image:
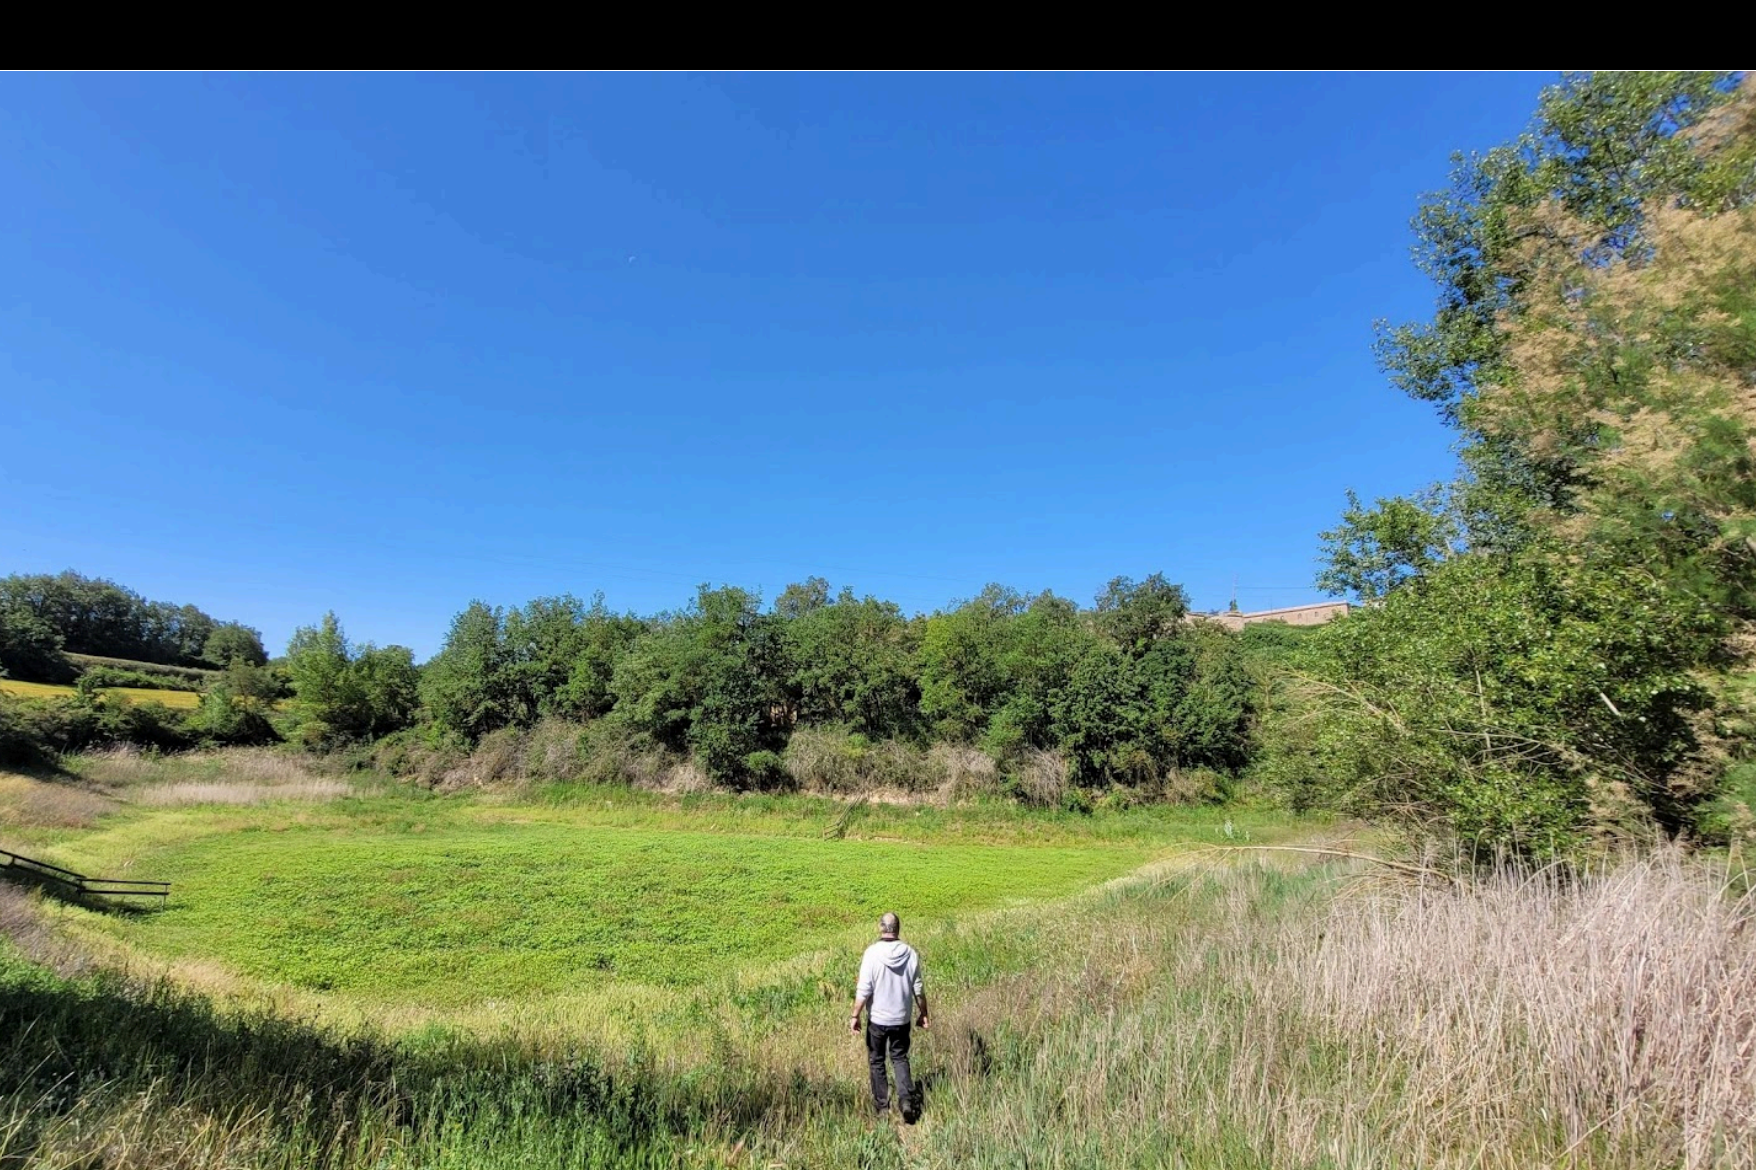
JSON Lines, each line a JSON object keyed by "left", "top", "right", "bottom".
{"left": 0, "top": 571, "right": 267, "bottom": 679}
{"left": 275, "top": 576, "right": 1259, "bottom": 794}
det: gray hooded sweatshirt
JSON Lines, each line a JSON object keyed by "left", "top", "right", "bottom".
{"left": 857, "top": 938, "right": 924, "bottom": 1026}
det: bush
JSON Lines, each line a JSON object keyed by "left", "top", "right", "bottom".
{"left": 523, "top": 718, "right": 592, "bottom": 783}
{"left": 741, "top": 749, "right": 791, "bottom": 790}
{"left": 1010, "top": 749, "right": 1069, "bottom": 808}
{"left": 0, "top": 694, "right": 194, "bottom": 763}
{"left": 930, "top": 743, "right": 1001, "bottom": 801}
{"left": 1263, "top": 550, "right": 1719, "bottom": 855}
{"left": 77, "top": 665, "right": 203, "bottom": 693}
{"left": 1164, "top": 767, "right": 1232, "bottom": 806}
{"left": 782, "top": 727, "right": 944, "bottom": 794}
{"left": 370, "top": 726, "right": 470, "bottom": 788}
{"left": 186, "top": 689, "right": 278, "bottom": 747}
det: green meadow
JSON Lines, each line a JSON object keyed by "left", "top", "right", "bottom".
{"left": 22, "top": 772, "right": 1277, "bottom": 1013}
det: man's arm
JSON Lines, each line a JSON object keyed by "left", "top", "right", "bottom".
{"left": 915, "top": 991, "right": 929, "bottom": 1029}
{"left": 850, "top": 952, "right": 873, "bottom": 1033}
{"left": 914, "top": 957, "right": 928, "bottom": 1028}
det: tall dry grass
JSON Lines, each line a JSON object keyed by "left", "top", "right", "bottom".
{"left": 1283, "top": 850, "right": 1756, "bottom": 1167}
{"left": 68, "top": 747, "right": 359, "bottom": 807}
{"left": 912, "top": 848, "right": 1756, "bottom": 1169}
{"left": 0, "top": 771, "right": 115, "bottom": 829}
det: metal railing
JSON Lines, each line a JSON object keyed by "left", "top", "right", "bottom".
{"left": 1, "top": 847, "right": 170, "bottom": 901}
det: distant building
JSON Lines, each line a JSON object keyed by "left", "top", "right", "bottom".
{"left": 1195, "top": 601, "right": 1350, "bottom": 632}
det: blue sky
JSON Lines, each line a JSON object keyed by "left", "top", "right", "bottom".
{"left": 2, "top": 72, "right": 1549, "bottom": 658}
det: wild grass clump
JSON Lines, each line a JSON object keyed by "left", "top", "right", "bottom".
{"left": 913, "top": 847, "right": 1756, "bottom": 1170}
{"left": 0, "top": 771, "right": 115, "bottom": 829}
{"left": 781, "top": 727, "right": 949, "bottom": 796}
{"left": 0, "top": 949, "right": 697, "bottom": 1169}
{"left": 1280, "top": 849, "right": 1756, "bottom": 1168}
{"left": 133, "top": 778, "right": 354, "bottom": 807}
{"left": 62, "top": 747, "right": 360, "bottom": 807}
{"left": 1010, "top": 748, "right": 1068, "bottom": 808}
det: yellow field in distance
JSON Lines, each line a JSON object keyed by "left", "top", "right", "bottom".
{"left": 0, "top": 679, "right": 202, "bottom": 709}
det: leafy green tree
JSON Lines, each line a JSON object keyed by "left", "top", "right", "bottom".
{"left": 420, "top": 602, "right": 510, "bottom": 740}
{"left": 202, "top": 622, "right": 269, "bottom": 668}
{"left": 552, "top": 596, "right": 645, "bottom": 722}
{"left": 187, "top": 680, "right": 275, "bottom": 745}
{"left": 984, "top": 592, "right": 1091, "bottom": 757}
{"left": 350, "top": 644, "right": 420, "bottom": 738}
{"left": 1158, "top": 624, "right": 1255, "bottom": 775}
{"left": 1287, "top": 72, "right": 1756, "bottom": 849}
{"left": 0, "top": 599, "right": 71, "bottom": 682}
{"left": 285, "top": 613, "right": 418, "bottom": 744}
{"left": 1377, "top": 71, "right": 1740, "bottom": 426}
{"left": 1272, "top": 551, "right": 1719, "bottom": 853}
{"left": 1052, "top": 642, "right": 1149, "bottom": 786}
{"left": 785, "top": 586, "right": 921, "bottom": 740}
{"left": 917, "top": 585, "right": 1027, "bottom": 742}
{"left": 1317, "top": 488, "right": 1460, "bottom": 600}
{"left": 1093, "top": 574, "right": 1189, "bottom": 656}
{"left": 772, "top": 577, "right": 832, "bottom": 620}
{"left": 610, "top": 585, "right": 790, "bottom": 783}
{"left": 0, "top": 571, "right": 255, "bottom": 666}
{"left": 501, "top": 595, "right": 591, "bottom": 725}
{"left": 286, "top": 612, "right": 355, "bottom": 738}
{"left": 222, "top": 658, "right": 285, "bottom": 713}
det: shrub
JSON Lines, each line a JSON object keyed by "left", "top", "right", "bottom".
{"left": 930, "top": 743, "right": 1001, "bottom": 801}
{"left": 781, "top": 727, "right": 943, "bottom": 794}
{"left": 77, "top": 666, "right": 203, "bottom": 693}
{"left": 1011, "top": 749, "right": 1069, "bottom": 808}
{"left": 522, "top": 718, "right": 592, "bottom": 783}
{"left": 0, "top": 694, "right": 193, "bottom": 762}
{"left": 741, "top": 750, "right": 791, "bottom": 791}
{"left": 370, "top": 726, "right": 469, "bottom": 788}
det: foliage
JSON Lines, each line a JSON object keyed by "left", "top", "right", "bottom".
{"left": 284, "top": 613, "right": 418, "bottom": 746}
{"left": 0, "top": 597, "right": 70, "bottom": 684}
{"left": 1316, "top": 487, "right": 1460, "bottom": 599}
{"left": 75, "top": 665, "right": 203, "bottom": 693}
{"left": 1374, "top": 71, "right": 1741, "bottom": 425}
{"left": 184, "top": 681, "right": 278, "bottom": 745}
{"left": 0, "top": 570, "right": 242, "bottom": 668}
{"left": 201, "top": 620, "right": 268, "bottom": 667}
{"left": 0, "top": 693, "right": 193, "bottom": 763}
{"left": 784, "top": 585, "right": 922, "bottom": 740}
{"left": 1276, "top": 550, "right": 1720, "bottom": 853}
{"left": 610, "top": 586, "right": 790, "bottom": 784}
{"left": 1300, "top": 71, "right": 1756, "bottom": 851}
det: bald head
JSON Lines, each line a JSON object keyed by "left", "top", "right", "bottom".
{"left": 879, "top": 912, "right": 901, "bottom": 939}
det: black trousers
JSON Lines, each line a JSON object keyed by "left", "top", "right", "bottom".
{"left": 865, "top": 1021, "right": 915, "bottom": 1113}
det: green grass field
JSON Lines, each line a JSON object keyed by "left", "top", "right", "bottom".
{"left": 110, "top": 821, "right": 1153, "bottom": 999}
{"left": 19, "top": 766, "right": 1281, "bottom": 1015}
{"left": 5, "top": 753, "right": 1749, "bottom": 1168}
{"left": 0, "top": 678, "right": 202, "bottom": 709}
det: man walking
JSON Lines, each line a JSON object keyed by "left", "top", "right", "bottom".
{"left": 850, "top": 911, "right": 929, "bottom": 1122}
